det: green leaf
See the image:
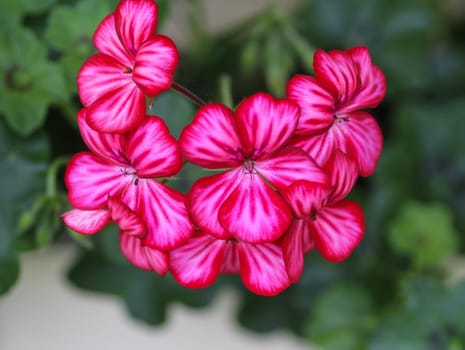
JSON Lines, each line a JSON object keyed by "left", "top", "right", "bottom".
{"left": 305, "top": 284, "right": 374, "bottom": 350}
{"left": 45, "top": 0, "right": 112, "bottom": 94}
{"left": 68, "top": 247, "right": 217, "bottom": 326}
{"left": 0, "top": 120, "right": 49, "bottom": 294}
{"left": 0, "top": 254, "right": 19, "bottom": 295}
{"left": 0, "top": 27, "right": 67, "bottom": 135}
{"left": 388, "top": 201, "right": 458, "bottom": 270}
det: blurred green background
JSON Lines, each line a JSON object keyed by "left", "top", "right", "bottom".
{"left": 1, "top": 0, "right": 465, "bottom": 348}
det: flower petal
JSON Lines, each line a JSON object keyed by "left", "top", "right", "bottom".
{"left": 107, "top": 197, "right": 146, "bottom": 237}
{"left": 77, "top": 109, "right": 127, "bottom": 164}
{"left": 180, "top": 103, "right": 243, "bottom": 169}
{"left": 281, "top": 180, "right": 332, "bottom": 218}
{"left": 338, "top": 111, "right": 383, "bottom": 177}
{"left": 78, "top": 53, "right": 132, "bottom": 107}
{"left": 256, "top": 146, "right": 328, "bottom": 191}
{"left": 289, "top": 131, "right": 337, "bottom": 168}
{"left": 324, "top": 150, "right": 358, "bottom": 203}
{"left": 115, "top": 0, "right": 158, "bottom": 55}
{"left": 313, "top": 49, "right": 358, "bottom": 104}
{"left": 282, "top": 220, "right": 306, "bottom": 283}
{"left": 119, "top": 233, "right": 169, "bottom": 275}
{"left": 133, "top": 35, "right": 178, "bottom": 96}
{"left": 61, "top": 209, "right": 110, "bottom": 235}
{"left": 93, "top": 13, "right": 133, "bottom": 66}
{"left": 235, "top": 92, "right": 299, "bottom": 157}
{"left": 186, "top": 170, "right": 241, "bottom": 239}
{"left": 340, "top": 46, "right": 386, "bottom": 112}
{"left": 220, "top": 241, "right": 240, "bottom": 274}
{"left": 65, "top": 152, "right": 128, "bottom": 209}
{"left": 219, "top": 172, "right": 292, "bottom": 243}
{"left": 123, "top": 180, "right": 194, "bottom": 250}
{"left": 86, "top": 82, "right": 146, "bottom": 133}
{"left": 127, "top": 116, "right": 182, "bottom": 177}
{"left": 311, "top": 200, "right": 365, "bottom": 262}
{"left": 238, "top": 242, "right": 291, "bottom": 296}
{"left": 286, "top": 74, "right": 335, "bottom": 135}
{"left": 170, "top": 232, "right": 225, "bottom": 288}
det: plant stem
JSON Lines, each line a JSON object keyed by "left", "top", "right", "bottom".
{"left": 172, "top": 81, "right": 207, "bottom": 107}
{"left": 46, "top": 156, "right": 70, "bottom": 197}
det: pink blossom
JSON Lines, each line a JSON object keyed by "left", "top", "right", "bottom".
{"left": 78, "top": 0, "right": 178, "bottom": 133}
{"left": 286, "top": 46, "right": 386, "bottom": 176}
{"left": 179, "top": 92, "right": 328, "bottom": 244}
{"left": 63, "top": 109, "right": 194, "bottom": 251}
{"left": 62, "top": 197, "right": 169, "bottom": 275}
{"left": 170, "top": 231, "right": 291, "bottom": 296}
{"left": 281, "top": 151, "right": 365, "bottom": 282}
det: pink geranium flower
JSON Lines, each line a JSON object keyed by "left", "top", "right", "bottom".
{"left": 63, "top": 109, "right": 194, "bottom": 251}
{"left": 78, "top": 0, "right": 178, "bottom": 133}
{"left": 63, "top": 197, "right": 169, "bottom": 275}
{"left": 179, "top": 93, "right": 328, "bottom": 244}
{"left": 281, "top": 151, "right": 365, "bottom": 282}
{"left": 170, "top": 231, "right": 291, "bottom": 296}
{"left": 286, "top": 46, "right": 386, "bottom": 176}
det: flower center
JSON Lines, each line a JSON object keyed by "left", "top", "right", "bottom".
{"left": 123, "top": 66, "right": 133, "bottom": 74}
{"left": 333, "top": 114, "right": 349, "bottom": 124}
{"left": 120, "top": 167, "right": 139, "bottom": 185}
{"left": 243, "top": 158, "right": 257, "bottom": 174}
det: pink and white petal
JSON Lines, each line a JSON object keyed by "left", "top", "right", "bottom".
{"left": 65, "top": 152, "right": 128, "bottom": 209}
{"left": 115, "top": 0, "right": 158, "bottom": 55}
{"left": 123, "top": 180, "right": 194, "bottom": 251}
{"left": 289, "top": 131, "right": 337, "bottom": 168}
{"left": 220, "top": 241, "right": 240, "bottom": 274}
{"left": 77, "top": 53, "right": 132, "bottom": 107}
{"left": 235, "top": 92, "right": 300, "bottom": 156}
{"left": 286, "top": 74, "right": 335, "bottom": 135}
{"left": 93, "top": 13, "right": 133, "bottom": 66}
{"left": 61, "top": 209, "right": 110, "bottom": 235}
{"left": 337, "top": 111, "right": 383, "bottom": 177}
{"left": 170, "top": 232, "right": 225, "bottom": 288}
{"left": 218, "top": 172, "right": 292, "bottom": 244}
{"left": 120, "top": 233, "right": 169, "bottom": 275}
{"left": 186, "top": 170, "right": 241, "bottom": 240}
{"left": 238, "top": 242, "right": 291, "bottom": 296}
{"left": 86, "top": 83, "right": 146, "bottom": 133}
{"left": 312, "top": 200, "right": 365, "bottom": 262}
{"left": 282, "top": 220, "right": 307, "bottom": 283}
{"left": 340, "top": 47, "right": 386, "bottom": 111}
{"left": 107, "top": 197, "right": 146, "bottom": 237}
{"left": 256, "top": 146, "right": 328, "bottom": 192}
{"left": 313, "top": 49, "right": 358, "bottom": 104}
{"left": 77, "top": 109, "right": 127, "bottom": 165}
{"left": 281, "top": 180, "right": 332, "bottom": 218}
{"left": 324, "top": 150, "right": 359, "bottom": 203}
{"left": 133, "top": 36, "right": 178, "bottom": 97}
{"left": 127, "top": 116, "right": 182, "bottom": 177}
{"left": 180, "top": 103, "right": 243, "bottom": 169}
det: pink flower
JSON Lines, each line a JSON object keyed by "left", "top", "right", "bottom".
{"left": 78, "top": 0, "right": 178, "bottom": 133}
{"left": 170, "top": 231, "right": 291, "bottom": 296}
{"left": 281, "top": 151, "right": 365, "bottom": 282}
{"left": 63, "top": 197, "right": 169, "bottom": 275}
{"left": 286, "top": 46, "right": 386, "bottom": 176}
{"left": 63, "top": 109, "right": 194, "bottom": 251}
{"left": 179, "top": 93, "right": 328, "bottom": 244}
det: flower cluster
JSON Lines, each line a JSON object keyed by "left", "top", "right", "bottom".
{"left": 62, "top": 0, "right": 386, "bottom": 296}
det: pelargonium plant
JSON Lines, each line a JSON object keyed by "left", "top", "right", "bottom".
{"left": 62, "top": 0, "right": 386, "bottom": 296}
